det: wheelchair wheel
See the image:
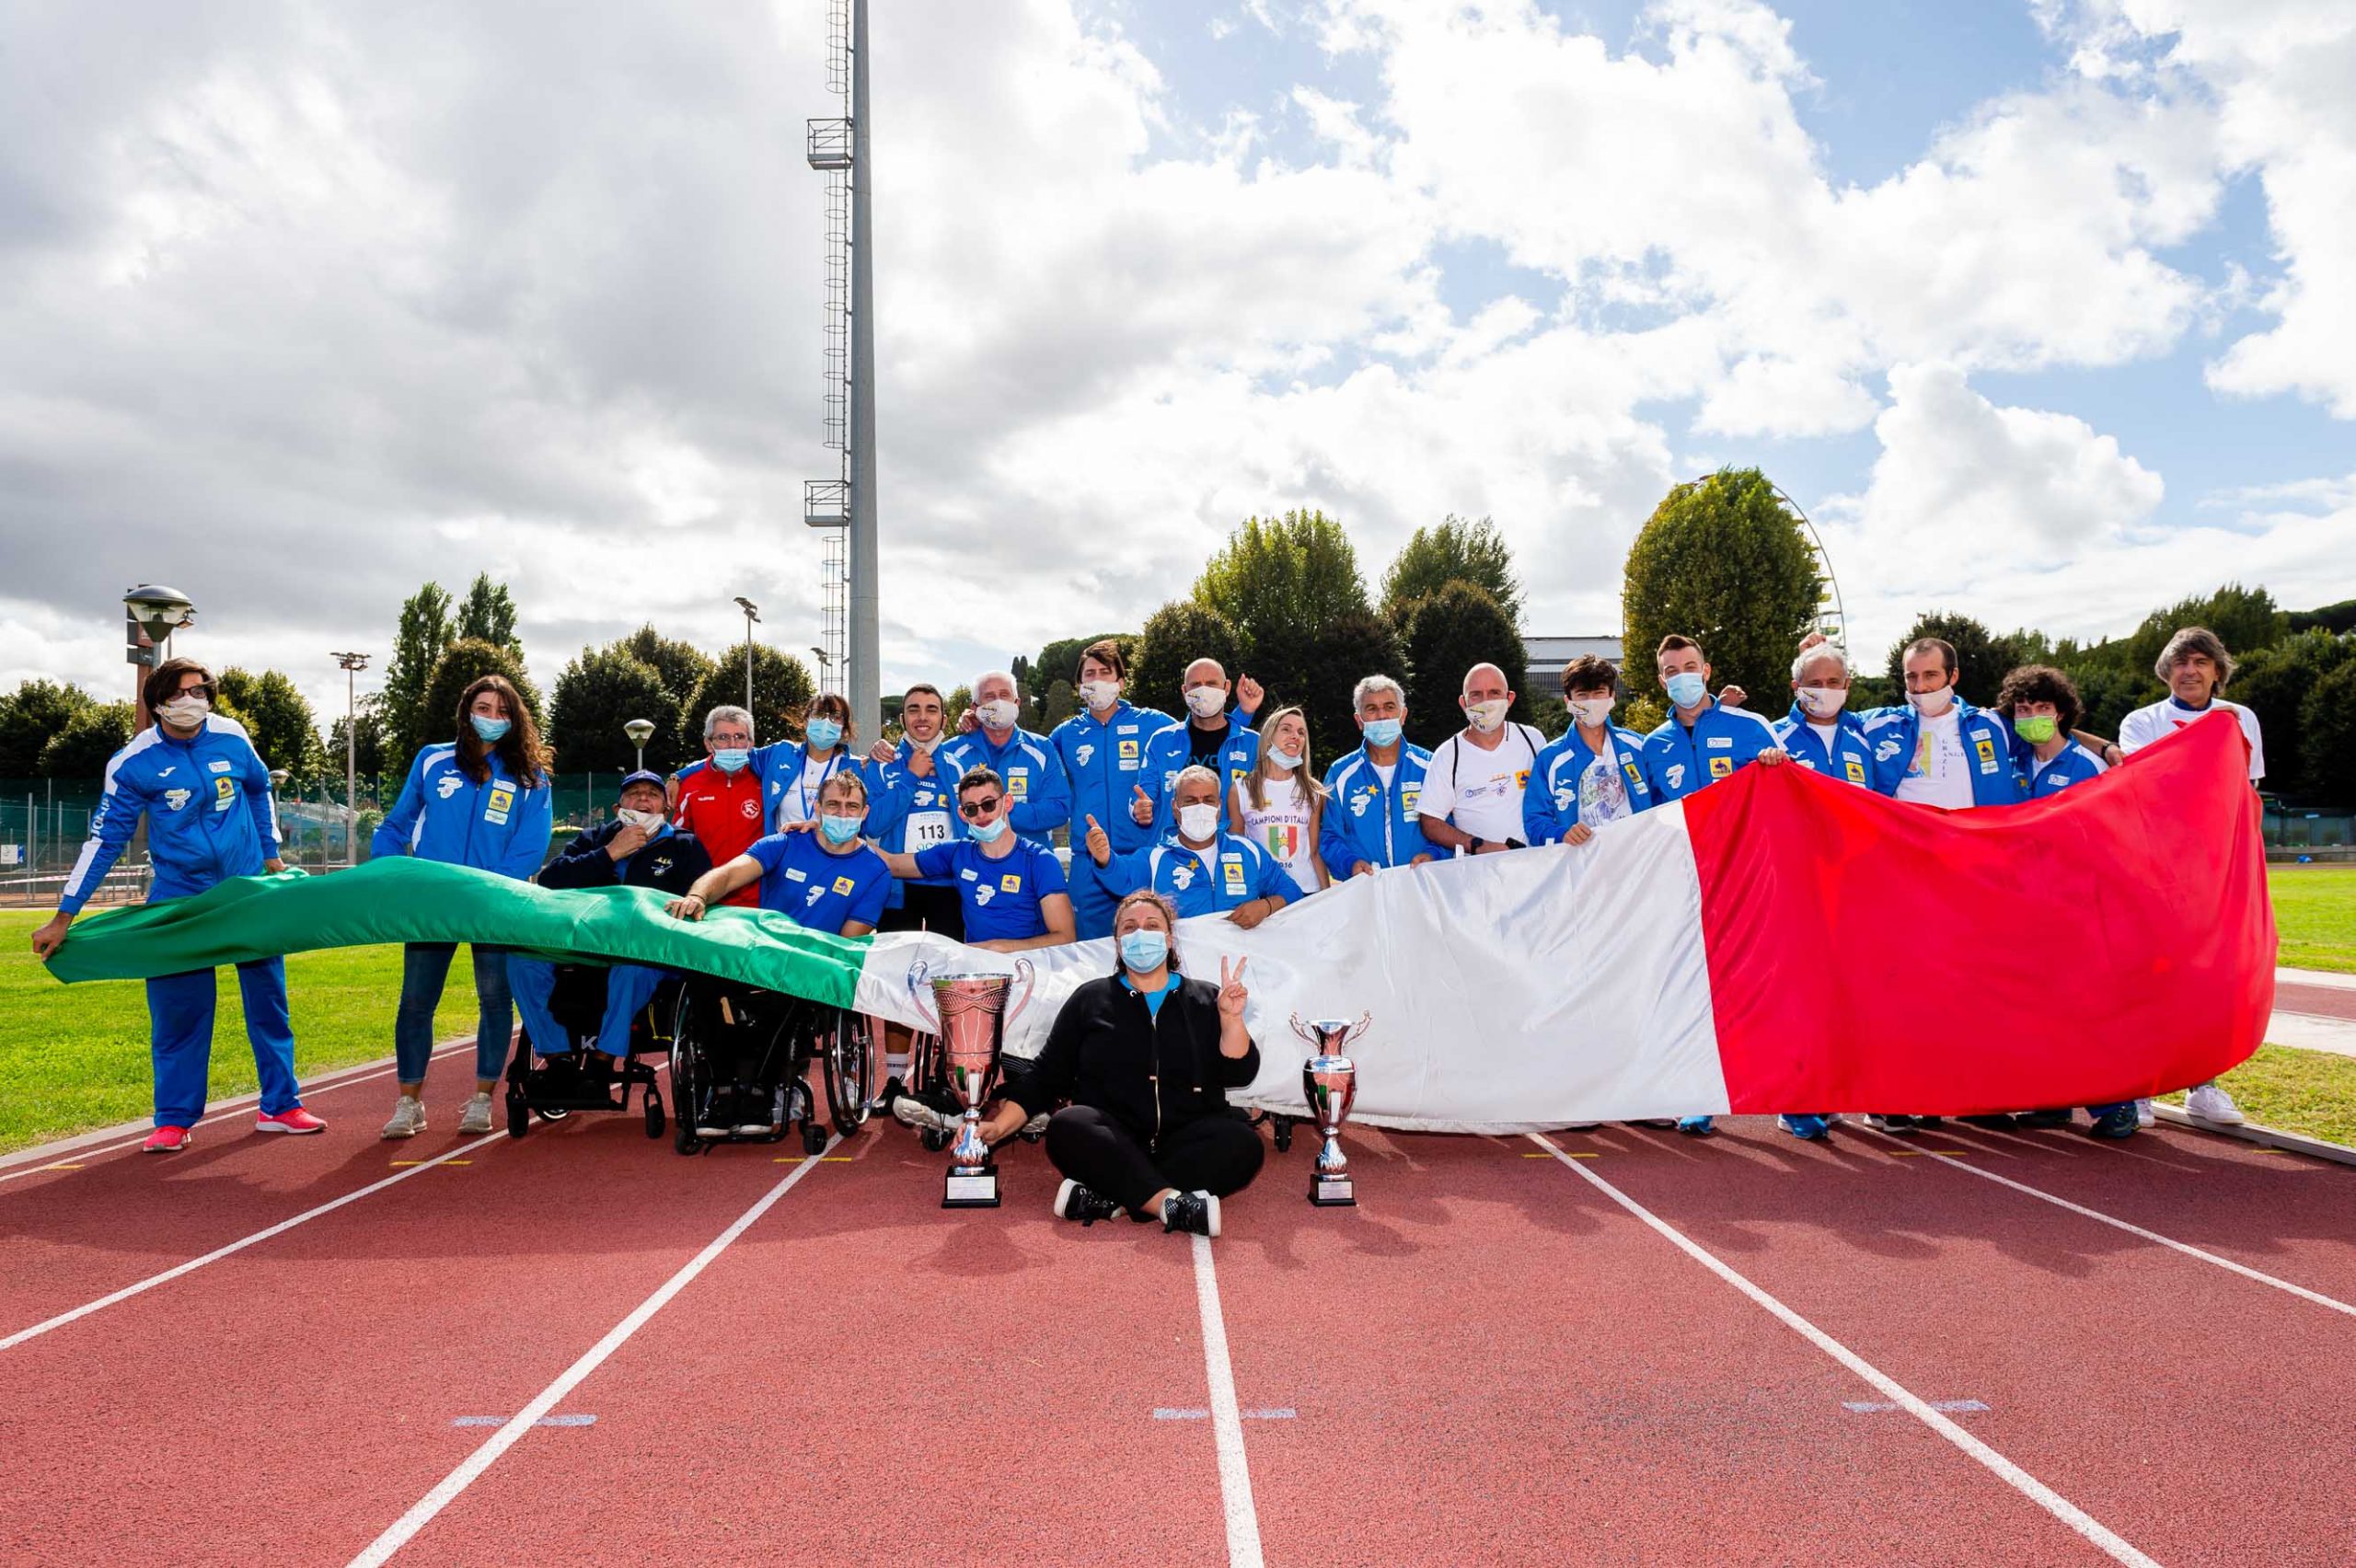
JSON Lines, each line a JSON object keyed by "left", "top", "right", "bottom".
{"left": 919, "top": 1127, "right": 951, "bottom": 1153}
{"left": 821, "top": 1010, "right": 872, "bottom": 1139}
{"left": 670, "top": 999, "right": 710, "bottom": 1158}
{"left": 643, "top": 1090, "right": 665, "bottom": 1140}
{"left": 801, "top": 1121, "right": 828, "bottom": 1157}
{"left": 504, "top": 1084, "right": 529, "bottom": 1139}
{"left": 1273, "top": 1115, "right": 1294, "bottom": 1153}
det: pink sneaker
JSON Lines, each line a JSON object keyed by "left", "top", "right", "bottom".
{"left": 143, "top": 1125, "right": 192, "bottom": 1154}
{"left": 255, "top": 1106, "right": 327, "bottom": 1135}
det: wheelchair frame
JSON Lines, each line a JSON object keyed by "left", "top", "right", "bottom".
{"left": 667, "top": 979, "right": 872, "bottom": 1158}
{"left": 502, "top": 970, "right": 678, "bottom": 1142}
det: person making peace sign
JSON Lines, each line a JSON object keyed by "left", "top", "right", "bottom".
{"left": 970, "top": 888, "right": 1265, "bottom": 1237}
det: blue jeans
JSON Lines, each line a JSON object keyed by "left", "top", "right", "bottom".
{"left": 396, "top": 942, "right": 514, "bottom": 1083}
{"left": 508, "top": 957, "right": 667, "bottom": 1058}
{"left": 146, "top": 961, "right": 301, "bottom": 1127}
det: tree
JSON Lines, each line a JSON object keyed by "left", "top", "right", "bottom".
{"left": 1380, "top": 514, "right": 1524, "bottom": 628}
{"left": 2123, "top": 583, "right": 2285, "bottom": 679}
{"left": 214, "top": 668, "right": 328, "bottom": 785}
{"left": 1399, "top": 582, "right": 1531, "bottom": 749}
{"left": 616, "top": 626, "right": 714, "bottom": 710}
{"left": 410, "top": 639, "right": 542, "bottom": 769}
{"left": 1034, "top": 632, "right": 1137, "bottom": 691}
{"left": 680, "top": 644, "right": 814, "bottom": 757}
{"left": 326, "top": 695, "right": 388, "bottom": 790}
{"left": 2300, "top": 661, "right": 2356, "bottom": 801}
{"left": 455, "top": 572, "right": 523, "bottom": 654}
{"left": 1191, "top": 509, "right": 1371, "bottom": 661}
{"left": 1883, "top": 613, "right": 2024, "bottom": 708}
{"left": 1133, "top": 601, "right": 1251, "bottom": 715}
{"left": 1283, "top": 610, "right": 1407, "bottom": 766}
{"left": 39, "top": 703, "right": 134, "bottom": 778}
{"left": 2289, "top": 599, "right": 2356, "bottom": 637}
{"left": 1621, "top": 468, "right": 1819, "bottom": 705}
{"left": 2233, "top": 629, "right": 2354, "bottom": 798}
{"left": 378, "top": 582, "right": 454, "bottom": 767}
{"left": 1043, "top": 679, "right": 1077, "bottom": 729}
{"left": 944, "top": 685, "right": 974, "bottom": 730}
{"left": 0, "top": 680, "right": 97, "bottom": 778}
{"left": 549, "top": 645, "right": 682, "bottom": 775}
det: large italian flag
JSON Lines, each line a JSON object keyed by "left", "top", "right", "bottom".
{"left": 46, "top": 714, "right": 2272, "bottom": 1133}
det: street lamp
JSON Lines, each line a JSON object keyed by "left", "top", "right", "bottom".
{"left": 122, "top": 585, "right": 196, "bottom": 728}
{"left": 733, "top": 596, "right": 760, "bottom": 712}
{"left": 331, "top": 651, "right": 369, "bottom": 868}
{"left": 624, "top": 718, "right": 656, "bottom": 772}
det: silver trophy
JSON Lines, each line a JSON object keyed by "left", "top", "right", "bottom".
{"left": 907, "top": 959, "right": 1036, "bottom": 1208}
{"left": 1290, "top": 1012, "right": 1369, "bottom": 1206}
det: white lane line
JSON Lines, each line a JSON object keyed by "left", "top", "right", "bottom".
{"left": 1527, "top": 1134, "right": 2160, "bottom": 1568}
{"left": 1191, "top": 1232, "right": 1265, "bottom": 1568}
{"left": 1, "top": 1136, "right": 491, "bottom": 1351}
{"left": 346, "top": 1143, "right": 833, "bottom": 1568}
{"left": 0, "top": 1038, "right": 481, "bottom": 1185}
{"left": 1863, "top": 1127, "right": 2356, "bottom": 1320}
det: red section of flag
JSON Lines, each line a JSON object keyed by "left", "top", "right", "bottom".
{"left": 1680, "top": 714, "right": 2275, "bottom": 1115}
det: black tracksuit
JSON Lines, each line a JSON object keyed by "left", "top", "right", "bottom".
{"left": 1003, "top": 970, "right": 1265, "bottom": 1214}
{"left": 537, "top": 819, "right": 712, "bottom": 895}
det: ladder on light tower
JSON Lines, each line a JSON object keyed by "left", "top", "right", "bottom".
{"left": 803, "top": 0, "right": 859, "bottom": 709}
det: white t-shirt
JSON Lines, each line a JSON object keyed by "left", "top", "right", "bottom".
{"left": 1235, "top": 774, "right": 1319, "bottom": 894}
{"left": 2119, "top": 698, "right": 2265, "bottom": 782}
{"left": 1419, "top": 724, "right": 1543, "bottom": 844}
{"left": 1894, "top": 706, "right": 1973, "bottom": 809}
{"left": 1807, "top": 721, "right": 1840, "bottom": 756}
{"left": 1372, "top": 761, "right": 1396, "bottom": 790}
{"left": 1576, "top": 750, "right": 1632, "bottom": 826}
{"left": 779, "top": 751, "right": 844, "bottom": 826}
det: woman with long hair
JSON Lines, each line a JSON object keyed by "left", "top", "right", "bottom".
{"left": 369, "top": 674, "right": 554, "bottom": 1137}
{"left": 1226, "top": 704, "right": 1328, "bottom": 899}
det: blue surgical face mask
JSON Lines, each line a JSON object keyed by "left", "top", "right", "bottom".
{"left": 1362, "top": 717, "right": 1403, "bottom": 747}
{"left": 818, "top": 812, "right": 864, "bottom": 846}
{"left": 470, "top": 715, "right": 512, "bottom": 743}
{"left": 712, "top": 746, "right": 751, "bottom": 773}
{"left": 1119, "top": 929, "right": 1168, "bottom": 974}
{"left": 804, "top": 719, "right": 842, "bottom": 751}
{"left": 968, "top": 815, "right": 1009, "bottom": 844}
{"left": 1664, "top": 672, "right": 1708, "bottom": 709}
{"left": 1267, "top": 745, "right": 1302, "bottom": 769}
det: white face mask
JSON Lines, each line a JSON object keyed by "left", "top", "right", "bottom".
{"left": 157, "top": 694, "right": 211, "bottom": 727}
{"left": 1176, "top": 802, "right": 1221, "bottom": 842}
{"left": 1184, "top": 686, "right": 1227, "bottom": 719}
{"left": 1464, "top": 698, "right": 1509, "bottom": 733}
{"left": 617, "top": 807, "right": 664, "bottom": 831}
{"left": 1796, "top": 686, "right": 1848, "bottom": 719}
{"left": 1906, "top": 684, "right": 1955, "bottom": 717}
{"left": 975, "top": 698, "right": 1020, "bottom": 731}
{"left": 1079, "top": 680, "right": 1121, "bottom": 711}
{"left": 1567, "top": 697, "right": 1614, "bottom": 728}
{"left": 909, "top": 733, "right": 941, "bottom": 755}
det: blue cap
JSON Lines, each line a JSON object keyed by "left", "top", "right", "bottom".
{"left": 618, "top": 769, "right": 665, "bottom": 795}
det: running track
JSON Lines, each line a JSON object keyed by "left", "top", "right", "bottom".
{"left": 3, "top": 1074, "right": 2353, "bottom": 1564}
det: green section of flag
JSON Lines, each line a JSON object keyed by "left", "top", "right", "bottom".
{"left": 40, "top": 859, "right": 866, "bottom": 1009}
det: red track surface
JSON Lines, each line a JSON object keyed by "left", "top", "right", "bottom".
{"left": 3, "top": 1104, "right": 2352, "bottom": 1566}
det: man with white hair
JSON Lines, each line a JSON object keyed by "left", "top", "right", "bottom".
{"left": 1320, "top": 674, "right": 1436, "bottom": 876}
{"left": 1133, "top": 657, "right": 1261, "bottom": 839}
{"left": 936, "top": 670, "right": 1071, "bottom": 849}
{"left": 1418, "top": 662, "right": 1546, "bottom": 856}
{"left": 671, "top": 705, "right": 768, "bottom": 908}
{"left": 2116, "top": 625, "right": 2264, "bottom": 1128}
{"left": 1081, "top": 766, "right": 1295, "bottom": 926}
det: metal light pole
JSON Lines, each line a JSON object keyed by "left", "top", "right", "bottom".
{"left": 123, "top": 585, "right": 196, "bottom": 730}
{"left": 846, "top": 0, "right": 880, "bottom": 742}
{"left": 624, "top": 719, "right": 655, "bottom": 773}
{"left": 331, "top": 651, "right": 368, "bottom": 867}
{"left": 733, "top": 596, "right": 760, "bottom": 712}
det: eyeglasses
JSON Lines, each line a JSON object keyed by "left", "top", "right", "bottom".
{"left": 958, "top": 797, "right": 1001, "bottom": 818}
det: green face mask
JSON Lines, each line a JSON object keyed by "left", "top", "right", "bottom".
{"left": 2014, "top": 714, "right": 2058, "bottom": 744}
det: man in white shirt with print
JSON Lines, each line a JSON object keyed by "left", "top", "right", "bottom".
{"left": 1417, "top": 663, "right": 1546, "bottom": 856}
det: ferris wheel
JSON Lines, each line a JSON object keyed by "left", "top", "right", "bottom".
{"left": 1774, "top": 482, "right": 1849, "bottom": 651}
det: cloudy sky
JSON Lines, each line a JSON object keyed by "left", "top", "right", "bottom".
{"left": 2, "top": 0, "right": 2351, "bottom": 723}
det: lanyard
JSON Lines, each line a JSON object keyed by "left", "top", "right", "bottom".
{"left": 790, "top": 748, "right": 846, "bottom": 821}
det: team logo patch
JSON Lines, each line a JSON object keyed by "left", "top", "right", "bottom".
{"left": 1222, "top": 858, "right": 1246, "bottom": 892}
{"left": 833, "top": 875, "right": 857, "bottom": 895}
{"left": 1349, "top": 790, "right": 1373, "bottom": 817}
{"left": 1171, "top": 863, "right": 1196, "bottom": 890}
{"left": 975, "top": 884, "right": 997, "bottom": 906}
{"left": 1974, "top": 736, "right": 1996, "bottom": 764}
{"left": 1075, "top": 744, "right": 1096, "bottom": 767}
{"left": 1667, "top": 764, "right": 1688, "bottom": 790}
{"left": 163, "top": 788, "right": 193, "bottom": 812}
{"left": 999, "top": 872, "right": 1022, "bottom": 893}
{"left": 1118, "top": 739, "right": 1140, "bottom": 760}
{"left": 1875, "top": 740, "right": 1900, "bottom": 762}
{"left": 1514, "top": 769, "right": 1530, "bottom": 789}
{"left": 213, "top": 777, "right": 237, "bottom": 810}
{"left": 1708, "top": 756, "right": 1733, "bottom": 779}
{"left": 805, "top": 886, "right": 826, "bottom": 907}
{"left": 785, "top": 867, "right": 808, "bottom": 882}
{"left": 959, "top": 869, "right": 978, "bottom": 882}
{"left": 1401, "top": 786, "right": 1420, "bottom": 814}
{"left": 435, "top": 775, "right": 464, "bottom": 800}
{"left": 484, "top": 783, "right": 514, "bottom": 825}
{"left": 741, "top": 799, "right": 760, "bottom": 820}
{"left": 207, "top": 759, "right": 232, "bottom": 774}
{"left": 650, "top": 857, "right": 673, "bottom": 875}
{"left": 1009, "top": 773, "right": 1029, "bottom": 800}
{"left": 1844, "top": 757, "right": 1866, "bottom": 784}
{"left": 1705, "top": 736, "right": 1733, "bottom": 750}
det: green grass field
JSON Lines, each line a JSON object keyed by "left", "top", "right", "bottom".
{"left": 2272, "top": 865, "right": 2356, "bottom": 974}
{"left": 0, "top": 910, "right": 479, "bottom": 1155}
{"left": 3, "top": 866, "right": 2350, "bottom": 1156}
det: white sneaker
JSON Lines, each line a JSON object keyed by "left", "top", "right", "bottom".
{"left": 2185, "top": 1083, "right": 2246, "bottom": 1125}
{"left": 381, "top": 1096, "right": 427, "bottom": 1140}
{"left": 2136, "top": 1099, "right": 2154, "bottom": 1128}
{"left": 458, "top": 1093, "right": 495, "bottom": 1136}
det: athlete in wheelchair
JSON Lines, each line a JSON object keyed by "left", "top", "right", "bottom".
{"left": 663, "top": 770, "right": 892, "bottom": 1156}
{"left": 506, "top": 770, "right": 711, "bottom": 1138}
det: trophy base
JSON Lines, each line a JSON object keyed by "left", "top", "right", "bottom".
{"left": 1310, "top": 1171, "right": 1356, "bottom": 1207}
{"left": 943, "top": 1164, "right": 1001, "bottom": 1208}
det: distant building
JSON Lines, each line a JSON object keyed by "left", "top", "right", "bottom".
{"left": 1524, "top": 634, "right": 1625, "bottom": 692}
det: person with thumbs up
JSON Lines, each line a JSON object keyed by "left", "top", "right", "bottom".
{"left": 1050, "top": 639, "right": 1177, "bottom": 939}
{"left": 1085, "top": 767, "right": 1293, "bottom": 928}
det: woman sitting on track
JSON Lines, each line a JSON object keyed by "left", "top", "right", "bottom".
{"left": 966, "top": 888, "right": 1263, "bottom": 1239}
{"left": 665, "top": 770, "right": 891, "bottom": 936}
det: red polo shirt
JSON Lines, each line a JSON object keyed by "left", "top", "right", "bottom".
{"left": 673, "top": 765, "right": 768, "bottom": 907}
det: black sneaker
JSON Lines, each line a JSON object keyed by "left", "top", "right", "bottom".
{"left": 1959, "top": 1113, "right": 2016, "bottom": 1130}
{"left": 1053, "top": 1179, "right": 1125, "bottom": 1228}
{"left": 2087, "top": 1103, "right": 2139, "bottom": 1139}
{"left": 1863, "top": 1113, "right": 1918, "bottom": 1136}
{"left": 2016, "top": 1109, "right": 2074, "bottom": 1130}
{"left": 868, "top": 1075, "right": 907, "bottom": 1115}
{"left": 1160, "top": 1190, "right": 1220, "bottom": 1238}
{"left": 1916, "top": 1115, "right": 1947, "bottom": 1130}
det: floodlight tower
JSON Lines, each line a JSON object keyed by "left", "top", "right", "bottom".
{"left": 804, "top": 0, "right": 876, "bottom": 723}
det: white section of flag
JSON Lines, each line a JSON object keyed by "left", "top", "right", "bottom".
{"left": 853, "top": 801, "right": 1727, "bottom": 1133}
